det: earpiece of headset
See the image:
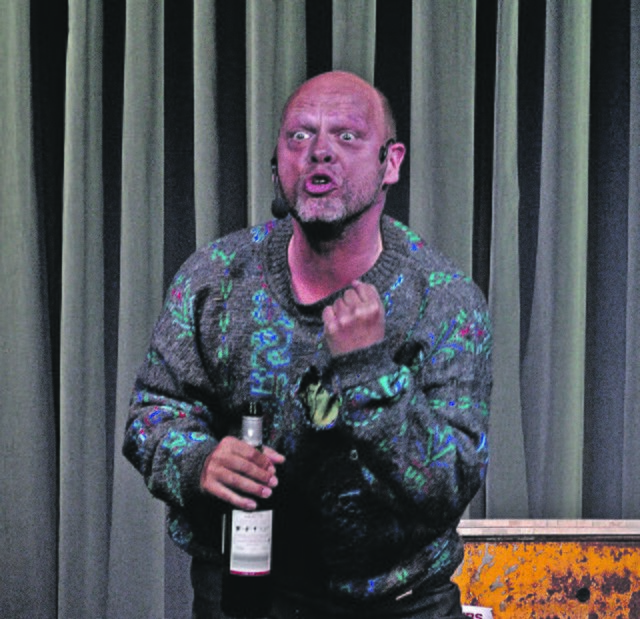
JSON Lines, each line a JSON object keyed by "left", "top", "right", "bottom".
{"left": 270, "top": 154, "right": 290, "bottom": 219}
{"left": 378, "top": 138, "right": 396, "bottom": 164}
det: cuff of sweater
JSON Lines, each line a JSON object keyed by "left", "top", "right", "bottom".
{"left": 175, "top": 436, "right": 218, "bottom": 505}
{"left": 328, "top": 339, "right": 397, "bottom": 389}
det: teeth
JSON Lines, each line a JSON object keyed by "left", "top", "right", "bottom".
{"left": 312, "top": 177, "right": 329, "bottom": 184}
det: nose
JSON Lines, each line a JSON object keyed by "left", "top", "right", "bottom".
{"left": 309, "top": 134, "right": 334, "bottom": 164}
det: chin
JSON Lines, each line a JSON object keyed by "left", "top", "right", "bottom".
{"left": 294, "top": 218, "right": 348, "bottom": 242}
{"left": 294, "top": 198, "right": 347, "bottom": 224}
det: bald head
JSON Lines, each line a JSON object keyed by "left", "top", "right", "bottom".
{"left": 280, "top": 71, "right": 397, "bottom": 141}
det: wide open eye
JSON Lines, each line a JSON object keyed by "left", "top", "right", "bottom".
{"left": 292, "top": 130, "right": 310, "bottom": 141}
{"left": 340, "top": 131, "right": 356, "bottom": 142}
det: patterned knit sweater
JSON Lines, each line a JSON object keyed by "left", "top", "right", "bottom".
{"left": 123, "top": 215, "right": 492, "bottom": 604}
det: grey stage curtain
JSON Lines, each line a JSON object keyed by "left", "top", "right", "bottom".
{"left": 1, "top": 1, "right": 639, "bottom": 617}
{"left": 107, "top": 2, "right": 167, "bottom": 618}
{"left": 624, "top": 0, "right": 640, "bottom": 519}
{"left": 0, "top": 3, "right": 58, "bottom": 617}
{"left": 58, "top": 2, "right": 108, "bottom": 617}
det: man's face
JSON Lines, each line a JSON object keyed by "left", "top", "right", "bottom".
{"left": 276, "top": 74, "right": 394, "bottom": 227}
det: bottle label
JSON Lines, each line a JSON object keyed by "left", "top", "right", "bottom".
{"left": 230, "top": 509, "right": 272, "bottom": 575}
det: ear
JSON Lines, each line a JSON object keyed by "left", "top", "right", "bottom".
{"left": 381, "top": 141, "right": 406, "bottom": 186}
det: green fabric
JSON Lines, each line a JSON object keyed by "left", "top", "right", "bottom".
{"left": 0, "top": 3, "right": 57, "bottom": 616}
{"left": 194, "top": 0, "right": 221, "bottom": 245}
{"left": 107, "top": 2, "right": 167, "bottom": 617}
{"left": 520, "top": 1, "right": 591, "bottom": 517}
{"left": 246, "top": 0, "right": 306, "bottom": 226}
{"left": 410, "top": 0, "right": 476, "bottom": 272}
{"left": 58, "top": 2, "right": 108, "bottom": 617}
{"left": 333, "top": 0, "right": 377, "bottom": 82}
{"left": 486, "top": 0, "right": 528, "bottom": 518}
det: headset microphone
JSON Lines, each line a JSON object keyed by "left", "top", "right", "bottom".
{"left": 378, "top": 138, "right": 397, "bottom": 192}
{"left": 270, "top": 155, "right": 290, "bottom": 219}
{"left": 378, "top": 138, "right": 396, "bottom": 164}
{"left": 271, "top": 195, "right": 289, "bottom": 219}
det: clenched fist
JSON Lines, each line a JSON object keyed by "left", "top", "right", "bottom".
{"left": 322, "top": 280, "right": 385, "bottom": 356}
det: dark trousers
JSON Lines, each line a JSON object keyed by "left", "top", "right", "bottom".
{"left": 191, "top": 558, "right": 467, "bottom": 619}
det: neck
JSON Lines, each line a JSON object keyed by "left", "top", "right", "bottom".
{"left": 288, "top": 205, "right": 384, "bottom": 304}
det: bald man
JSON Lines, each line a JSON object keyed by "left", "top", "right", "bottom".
{"left": 124, "top": 71, "right": 492, "bottom": 619}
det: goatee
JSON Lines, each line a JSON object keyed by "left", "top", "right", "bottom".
{"left": 291, "top": 200, "right": 379, "bottom": 245}
{"left": 291, "top": 192, "right": 382, "bottom": 244}
{"left": 293, "top": 218, "right": 348, "bottom": 243}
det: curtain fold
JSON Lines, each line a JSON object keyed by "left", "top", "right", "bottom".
{"left": 107, "top": 2, "right": 167, "bottom": 617}
{"left": 333, "top": 0, "right": 377, "bottom": 82}
{"left": 485, "top": 0, "right": 528, "bottom": 518}
{"left": 246, "top": 0, "right": 306, "bottom": 227}
{"left": 0, "top": 4, "right": 58, "bottom": 617}
{"left": 521, "top": 1, "right": 592, "bottom": 518}
{"left": 2, "top": 1, "right": 640, "bottom": 616}
{"left": 623, "top": 0, "right": 640, "bottom": 519}
{"left": 194, "top": 0, "right": 220, "bottom": 246}
{"left": 410, "top": 0, "right": 476, "bottom": 273}
{"left": 58, "top": 1, "right": 108, "bottom": 616}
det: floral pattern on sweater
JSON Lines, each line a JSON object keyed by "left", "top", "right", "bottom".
{"left": 123, "top": 216, "right": 492, "bottom": 604}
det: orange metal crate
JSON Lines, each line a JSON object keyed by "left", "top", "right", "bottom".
{"left": 454, "top": 520, "right": 640, "bottom": 618}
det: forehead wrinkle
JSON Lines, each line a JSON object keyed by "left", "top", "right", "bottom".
{"left": 283, "top": 91, "right": 380, "bottom": 136}
{"left": 281, "top": 71, "right": 388, "bottom": 128}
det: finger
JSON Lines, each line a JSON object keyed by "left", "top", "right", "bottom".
{"left": 238, "top": 446, "right": 283, "bottom": 487}
{"left": 330, "top": 299, "right": 354, "bottom": 329}
{"left": 341, "top": 287, "right": 360, "bottom": 307}
{"left": 349, "top": 279, "right": 367, "bottom": 302}
{"left": 322, "top": 304, "right": 338, "bottom": 333}
{"left": 230, "top": 445, "right": 278, "bottom": 484}
{"left": 202, "top": 439, "right": 276, "bottom": 490}
{"left": 216, "top": 465, "right": 275, "bottom": 498}
{"left": 262, "top": 445, "right": 286, "bottom": 465}
{"left": 202, "top": 459, "right": 275, "bottom": 507}
{"left": 227, "top": 437, "right": 277, "bottom": 469}
{"left": 351, "top": 279, "right": 381, "bottom": 305}
{"left": 206, "top": 478, "right": 260, "bottom": 511}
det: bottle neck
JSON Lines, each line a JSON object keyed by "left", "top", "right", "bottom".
{"left": 241, "top": 401, "right": 263, "bottom": 448}
{"left": 241, "top": 416, "right": 262, "bottom": 448}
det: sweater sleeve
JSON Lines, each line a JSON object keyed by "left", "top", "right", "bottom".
{"left": 122, "top": 259, "right": 224, "bottom": 510}
{"left": 316, "top": 276, "right": 492, "bottom": 528}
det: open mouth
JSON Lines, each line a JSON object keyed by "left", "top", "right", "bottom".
{"left": 311, "top": 174, "right": 331, "bottom": 185}
{"left": 305, "top": 173, "right": 337, "bottom": 195}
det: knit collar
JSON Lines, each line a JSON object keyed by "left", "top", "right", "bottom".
{"left": 263, "top": 215, "right": 402, "bottom": 324}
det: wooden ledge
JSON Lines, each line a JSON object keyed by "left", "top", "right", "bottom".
{"left": 458, "top": 519, "right": 640, "bottom": 541}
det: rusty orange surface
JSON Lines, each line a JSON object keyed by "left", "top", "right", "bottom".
{"left": 454, "top": 540, "right": 640, "bottom": 618}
